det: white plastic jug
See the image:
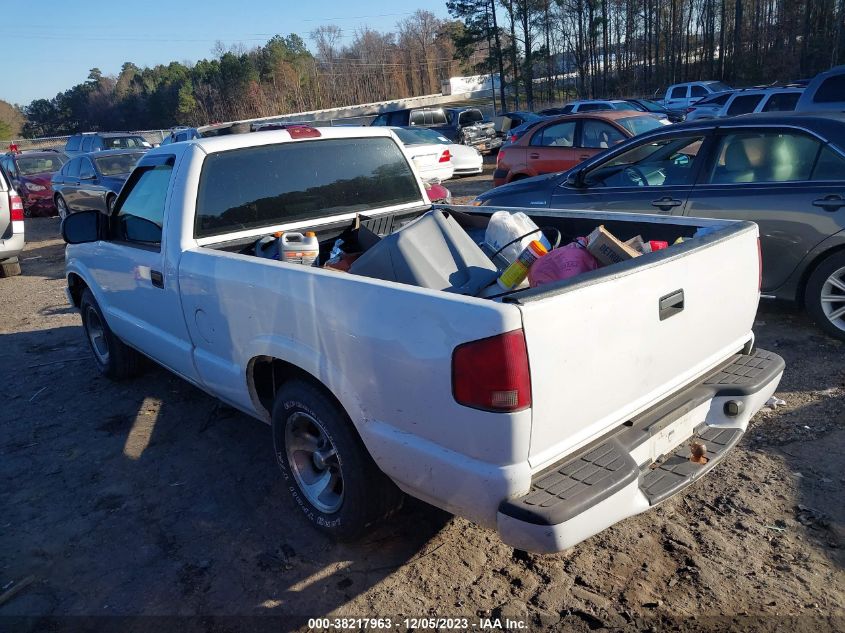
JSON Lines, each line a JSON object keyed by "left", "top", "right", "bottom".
{"left": 484, "top": 211, "right": 551, "bottom": 267}
{"left": 279, "top": 232, "right": 319, "bottom": 266}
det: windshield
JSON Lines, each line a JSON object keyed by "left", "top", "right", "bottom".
{"left": 635, "top": 99, "right": 664, "bottom": 112}
{"left": 610, "top": 102, "right": 639, "bottom": 111}
{"left": 94, "top": 153, "right": 142, "bottom": 176}
{"left": 16, "top": 155, "right": 66, "bottom": 175}
{"left": 458, "top": 109, "right": 484, "bottom": 125}
{"left": 101, "top": 136, "right": 149, "bottom": 150}
{"left": 394, "top": 127, "right": 449, "bottom": 146}
{"left": 616, "top": 116, "right": 666, "bottom": 136}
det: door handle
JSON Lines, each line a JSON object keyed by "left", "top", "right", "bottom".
{"left": 651, "top": 196, "right": 683, "bottom": 211}
{"left": 150, "top": 270, "right": 164, "bottom": 289}
{"left": 659, "top": 289, "right": 684, "bottom": 321}
{"left": 812, "top": 195, "right": 845, "bottom": 211}
{"left": 529, "top": 153, "right": 540, "bottom": 159}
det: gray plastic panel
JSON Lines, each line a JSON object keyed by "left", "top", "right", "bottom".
{"left": 498, "top": 439, "right": 638, "bottom": 526}
{"left": 639, "top": 425, "right": 743, "bottom": 504}
{"left": 699, "top": 349, "right": 784, "bottom": 396}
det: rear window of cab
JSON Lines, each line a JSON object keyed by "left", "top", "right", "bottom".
{"left": 195, "top": 137, "right": 422, "bottom": 238}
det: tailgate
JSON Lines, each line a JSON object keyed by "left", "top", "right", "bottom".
{"left": 515, "top": 222, "right": 761, "bottom": 470}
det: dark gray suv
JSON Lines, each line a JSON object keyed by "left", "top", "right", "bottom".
{"left": 473, "top": 112, "right": 845, "bottom": 339}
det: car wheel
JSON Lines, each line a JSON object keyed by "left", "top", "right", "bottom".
{"left": 0, "top": 257, "right": 22, "bottom": 278}
{"left": 106, "top": 194, "right": 116, "bottom": 213}
{"left": 80, "top": 289, "right": 144, "bottom": 379}
{"left": 56, "top": 195, "right": 69, "bottom": 220}
{"left": 805, "top": 251, "right": 845, "bottom": 340}
{"left": 271, "top": 379, "right": 403, "bottom": 541}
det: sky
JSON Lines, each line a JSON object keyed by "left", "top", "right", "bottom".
{"left": 0, "top": 0, "right": 452, "bottom": 106}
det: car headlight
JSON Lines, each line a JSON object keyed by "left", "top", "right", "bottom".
{"left": 25, "top": 182, "right": 46, "bottom": 192}
{"left": 469, "top": 199, "right": 484, "bottom": 206}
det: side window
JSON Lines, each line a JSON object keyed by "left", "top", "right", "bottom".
{"left": 814, "top": 75, "right": 845, "bottom": 103}
{"left": 726, "top": 95, "right": 764, "bottom": 116}
{"left": 811, "top": 146, "right": 845, "bottom": 181}
{"left": 708, "top": 132, "right": 822, "bottom": 184}
{"left": 92, "top": 137, "right": 104, "bottom": 150}
{"left": 585, "top": 135, "right": 705, "bottom": 188}
{"left": 670, "top": 86, "right": 687, "bottom": 100}
{"left": 66, "top": 136, "right": 82, "bottom": 152}
{"left": 530, "top": 121, "right": 576, "bottom": 147}
{"left": 66, "top": 158, "right": 80, "bottom": 179}
{"left": 578, "top": 103, "right": 605, "bottom": 112}
{"left": 79, "top": 158, "right": 96, "bottom": 179}
{"left": 4, "top": 158, "right": 17, "bottom": 179}
{"left": 762, "top": 92, "right": 800, "bottom": 112}
{"left": 114, "top": 162, "right": 173, "bottom": 246}
{"left": 430, "top": 109, "right": 448, "bottom": 125}
{"left": 371, "top": 113, "right": 388, "bottom": 126}
{"left": 690, "top": 85, "right": 708, "bottom": 98}
{"left": 561, "top": 105, "right": 574, "bottom": 113}
{"left": 81, "top": 136, "right": 94, "bottom": 152}
{"left": 409, "top": 110, "right": 426, "bottom": 126}
{"left": 580, "top": 121, "right": 626, "bottom": 149}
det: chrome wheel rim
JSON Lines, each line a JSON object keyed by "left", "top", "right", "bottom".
{"left": 57, "top": 197, "right": 68, "bottom": 220}
{"left": 284, "top": 411, "right": 343, "bottom": 513}
{"left": 821, "top": 265, "right": 845, "bottom": 332}
{"left": 84, "top": 305, "right": 109, "bottom": 364}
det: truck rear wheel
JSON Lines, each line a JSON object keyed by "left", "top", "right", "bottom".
{"left": 80, "top": 289, "right": 144, "bottom": 379}
{"left": 271, "top": 379, "right": 403, "bottom": 540}
{"left": 805, "top": 250, "right": 845, "bottom": 340}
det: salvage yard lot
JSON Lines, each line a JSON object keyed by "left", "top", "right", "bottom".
{"left": 1, "top": 213, "right": 844, "bottom": 631}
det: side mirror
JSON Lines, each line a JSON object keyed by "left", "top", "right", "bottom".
{"left": 565, "top": 169, "right": 585, "bottom": 188}
{"left": 62, "top": 209, "right": 102, "bottom": 244}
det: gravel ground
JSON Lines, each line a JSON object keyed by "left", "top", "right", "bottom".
{"left": 1, "top": 185, "right": 843, "bottom": 633}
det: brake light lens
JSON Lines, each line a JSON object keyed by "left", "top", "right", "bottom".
{"left": 452, "top": 330, "right": 531, "bottom": 412}
{"left": 439, "top": 149, "right": 451, "bottom": 163}
{"left": 9, "top": 191, "right": 24, "bottom": 222}
{"left": 757, "top": 237, "right": 762, "bottom": 291}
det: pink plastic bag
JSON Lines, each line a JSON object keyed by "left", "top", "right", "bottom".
{"left": 528, "top": 239, "right": 600, "bottom": 288}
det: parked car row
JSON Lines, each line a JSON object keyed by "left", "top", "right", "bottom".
{"left": 475, "top": 111, "right": 845, "bottom": 340}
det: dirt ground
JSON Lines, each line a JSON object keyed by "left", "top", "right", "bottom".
{"left": 1, "top": 169, "right": 844, "bottom": 632}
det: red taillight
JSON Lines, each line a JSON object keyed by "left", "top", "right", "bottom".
{"left": 9, "top": 192, "right": 24, "bottom": 221}
{"left": 497, "top": 149, "right": 506, "bottom": 166}
{"left": 452, "top": 330, "right": 531, "bottom": 412}
{"left": 757, "top": 237, "right": 762, "bottom": 291}
{"left": 439, "top": 149, "right": 451, "bottom": 163}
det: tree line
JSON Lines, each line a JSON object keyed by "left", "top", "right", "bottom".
{"left": 4, "top": 1, "right": 844, "bottom": 139}
{"left": 451, "top": 0, "right": 845, "bottom": 110}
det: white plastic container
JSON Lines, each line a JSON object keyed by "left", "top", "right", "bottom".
{"left": 483, "top": 211, "right": 551, "bottom": 267}
{"left": 280, "top": 232, "right": 319, "bottom": 266}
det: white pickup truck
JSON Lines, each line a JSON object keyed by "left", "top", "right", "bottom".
{"left": 62, "top": 125, "right": 784, "bottom": 553}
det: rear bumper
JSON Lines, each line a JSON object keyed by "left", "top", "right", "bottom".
{"left": 0, "top": 231, "right": 25, "bottom": 261}
{"left": 497, "top": 348, "right": 784, "bottom": 553}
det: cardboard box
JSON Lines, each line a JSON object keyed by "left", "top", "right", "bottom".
{"left": 587, "top": 225, "right": 641, "bottom": 266}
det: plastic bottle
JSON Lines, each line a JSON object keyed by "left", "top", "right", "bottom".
{"left": 279, "top": 231, "right": 319, "bottom": 266}
{"left": 497, "top": 240, "right": 548, "bottom": 290}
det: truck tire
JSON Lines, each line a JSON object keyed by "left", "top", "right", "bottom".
{"left": 805, "top": 250, "right": 845, "bottom": 340}
{"left": 0, "top": 257, "right": 21, "bottom": 277}
{"left": 271, "top": 379, "right": 403, "bottom": 540}
{"left": 79, "top": 288, "right": 144, "bottom": 379}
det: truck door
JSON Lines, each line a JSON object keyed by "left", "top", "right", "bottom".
{"left": 86, "top": 153, "right": 200, "bottom": 383}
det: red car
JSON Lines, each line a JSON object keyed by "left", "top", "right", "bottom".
{"left": 493, "top": 111, "right": 667, "bottom": 186}
{"left": 0, "top": 149, "right": 67, "bottom": 217}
